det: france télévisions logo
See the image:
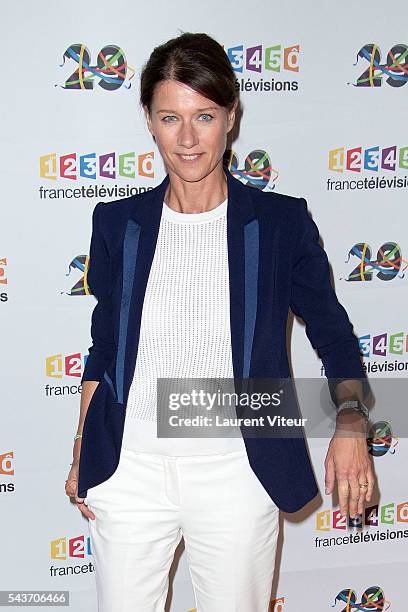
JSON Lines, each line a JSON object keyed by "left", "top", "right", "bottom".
{"left": 45, "top": 352, "right": 88, "bottom": 379}
{"left": 222, "top": 41, "right": 300, "bottom": 93}
{"left": 329, "top": 144, "right": 408, "bottom": 173}
{"left": 0, "top": 452, "right": 14, "bottom": 476}
{"left": 40, "top": 150, "right": 154, "bottom": 182}
{"left": 316, "top": 499, "right": 408, "bottom": 531}
{"left": 50, "top": 534, "right": 94, "bottom": 577}
{"left": 0, "top": 257, "right": 7, "bottom": 303}
{"left": 358, "top": 330, "right": 408, "bottom": 359}
{"left": 357, "top": 328, "right": 408, "bottom": 376}
{"left": 44, "top": 351, "right": 90, "bottom": 397}
{"left": 0, "top": 451, "right": 14, "bottom": 494}
{"left": 38, "top": 150, "right": 156, "bottom": 200}
{"left": 326, "top": 144, "right": 408, "bottom": 191}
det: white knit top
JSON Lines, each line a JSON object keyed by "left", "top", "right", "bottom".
{"left": 121, "top": 196, "right": 245, "bottom": 455}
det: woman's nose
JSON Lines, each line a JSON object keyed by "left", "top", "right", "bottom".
{"left": 177, "top": 122, "right": 199, "bottom": 148}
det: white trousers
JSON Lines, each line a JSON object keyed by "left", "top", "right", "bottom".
{"left": 85, "top": 448, "right": 279, "bottom": 612}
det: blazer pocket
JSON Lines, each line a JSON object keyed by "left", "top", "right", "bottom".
{"left": 103, "top": 370, "right": 117, "bottom": 402}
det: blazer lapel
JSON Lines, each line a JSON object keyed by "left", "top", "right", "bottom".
{"left": 117, "top": 175, "right": 168, "bottom": 405}
{"left": 116, "top": 167, "right": 259, "bottom": 407}
{"left": 226, "top": 169, "right": 259, "bottom": 390}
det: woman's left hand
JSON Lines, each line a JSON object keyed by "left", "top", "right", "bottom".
{"left": 324, "top": 409, "right": 375, "bottom": 518}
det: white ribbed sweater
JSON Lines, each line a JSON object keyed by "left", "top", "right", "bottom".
{"left": 121, "top": 197, "right": 245, "bottom": 455}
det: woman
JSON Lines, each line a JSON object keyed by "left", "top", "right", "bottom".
{"left": 65, "top": 32, "right": 374, "bottom": 611}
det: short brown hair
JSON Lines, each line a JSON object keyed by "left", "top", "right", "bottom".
{"left": 140, "top": 32, "right": 239, "bottom": 113}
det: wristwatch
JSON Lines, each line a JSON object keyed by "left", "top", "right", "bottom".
{"left": 336, "top": 399, "right": 369, "bottom": 422}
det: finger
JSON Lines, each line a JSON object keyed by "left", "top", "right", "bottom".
{"left": 347, "top": 476, "right": 361, "bottom": 518}
{"left": 365, "top": 467, "right": 375, "bottom": 502}
{"left": 337, "top": 478, "right": 350, "bottom": 517}
{"left": 325, "top": 455, "right": 336, "bottom": 494}
{"left": 357, "top": 475, "right": 369, "bottom": 515}
{"left": 76, "top": 500, "right": 96, "bottom": 521}
{"left": 357, "top": 489, "right": 368, "bottom": 516}
{"left": 357, "top": 464, "right": 373, "bottom": 513}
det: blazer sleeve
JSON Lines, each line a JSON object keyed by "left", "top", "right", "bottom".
{"left": 289, "top": 197, "right": 369, "bottom": 405}
{"left": 81, "top": 202, "right": 115, "bottom": 385}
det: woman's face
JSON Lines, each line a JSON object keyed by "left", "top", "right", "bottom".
{"left": 144, "top": 79, "right": 236, "bottom": 182}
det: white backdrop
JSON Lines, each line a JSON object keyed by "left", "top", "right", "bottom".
{"left": 1, "top": 1, "right": 407, "bottom": 610}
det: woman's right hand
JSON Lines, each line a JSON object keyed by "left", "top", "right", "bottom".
{"left": 65, "top": 460, "right": 96, "bottom": 520}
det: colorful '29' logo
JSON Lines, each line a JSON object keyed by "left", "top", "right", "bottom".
{"left": 341, "top": 242, "right": 408, "bottom": 282}
{"left": 353, "top": 43, "right": 408, "bottom": 87}
{"left": 333, "top": 586, "right": 390, "bottom": 611}
{"left": 62, "top": 254, "right": 91, "bottom": 297}
{"left": 224, "top": 148, "right": 278, "bottom": 190}
{"left": 59, "top": 43, "right": 135, "bottom": 90}
{"left": 367, "top": 421, "right": 399, "bottom": 457}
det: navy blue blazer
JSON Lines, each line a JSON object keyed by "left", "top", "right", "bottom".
{"left": 77, "top": 166, "right": 367, "bottom": 513}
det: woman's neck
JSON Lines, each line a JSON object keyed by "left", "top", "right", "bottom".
{"left": 164, "top": 166, "right": 228, "bottom": 214}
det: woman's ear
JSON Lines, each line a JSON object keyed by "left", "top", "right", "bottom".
{"left": 227, "top": 100, "right": 238, "bottom": 132}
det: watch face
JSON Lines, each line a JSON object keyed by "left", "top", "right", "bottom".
{"left": 339, "top": 400, "right": 359, "bottom": 410}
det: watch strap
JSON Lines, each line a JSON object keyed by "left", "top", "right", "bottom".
{"left": 336, "top": 399, "right": 369, "bottom": 421}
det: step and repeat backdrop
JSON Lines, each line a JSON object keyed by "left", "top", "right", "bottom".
{"left": 1, "top": 1, "right": 407, "bottom": 610}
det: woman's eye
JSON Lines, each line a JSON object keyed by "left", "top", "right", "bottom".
{"left": 161, "top": 114, "right": 214, "bottom": 123}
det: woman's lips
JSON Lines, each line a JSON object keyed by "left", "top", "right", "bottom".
{"left": 176, "top": 153, "right": 204, "bottom": 162}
